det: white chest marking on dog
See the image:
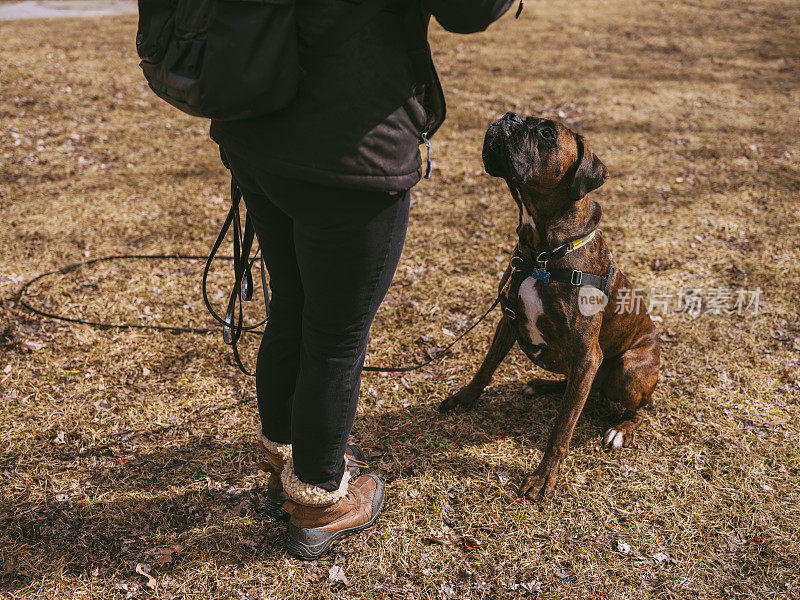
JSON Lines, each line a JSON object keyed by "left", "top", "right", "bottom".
{"left": 517, "top": 277, "right": 547, "bottom": 354}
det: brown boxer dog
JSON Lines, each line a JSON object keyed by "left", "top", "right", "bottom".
{"left": 439, "top": 112, "right": 660, "bottom": 501}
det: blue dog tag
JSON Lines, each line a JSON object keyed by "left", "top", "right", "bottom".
{"left": 531, "top": 268, "right": 550, "bottom": 283}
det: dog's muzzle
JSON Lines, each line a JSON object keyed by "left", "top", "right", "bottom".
{"left": 482, "top": 119, "right": 511, "bottom": 178}
{"left": 482, "top": 114, "right": 531, "bottom": 182}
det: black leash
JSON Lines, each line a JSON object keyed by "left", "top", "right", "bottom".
{"left": 363, "top": 291, "right": 502, "bottom": 372}
{"left": 200, "top": 179, "right": 265, "bottom": 376}
{"left": 16, "top": 253, "right": 503, "bottom": 375}
{"left": 17, "top": 254, "right": 228, "bottom": 335}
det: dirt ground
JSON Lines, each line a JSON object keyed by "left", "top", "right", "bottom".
{"left": 1, "top": 0, "right": 799, "bottom": 598}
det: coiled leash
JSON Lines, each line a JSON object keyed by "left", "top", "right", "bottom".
{"left": 17, "top": 248, "right": 504, "bottom": 375}
{"left": 16, "top": 176, "right": 505, "bottom": 376}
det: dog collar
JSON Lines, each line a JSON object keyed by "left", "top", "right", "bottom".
{"left": 531, "top": 229, "right": 597, "bottom": 266}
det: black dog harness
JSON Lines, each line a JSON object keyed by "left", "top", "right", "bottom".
{"left": 501, "top": 229, "right": 615, "bottom": 320}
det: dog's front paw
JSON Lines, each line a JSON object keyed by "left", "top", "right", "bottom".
{"left": 438, "top": 386, "right": 481, "bottom": 413}
{"left": 518, "top": 461, "right": 561, "bottom": 501}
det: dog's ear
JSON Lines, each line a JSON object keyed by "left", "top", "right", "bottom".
{"left": 569, "top": 136, "right": 608, "bottom": 201}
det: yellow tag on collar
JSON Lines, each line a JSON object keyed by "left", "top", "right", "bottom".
{"left": 570, "top": 229, "right": 597, "bottom": 252}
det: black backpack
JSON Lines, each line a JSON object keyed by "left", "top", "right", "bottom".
{"left": 136, "top": 0, "right": 398, "bottom": 121}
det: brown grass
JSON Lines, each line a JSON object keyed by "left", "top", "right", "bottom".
{"left": 1, "top": 0, "right": 800, "bottom": 598}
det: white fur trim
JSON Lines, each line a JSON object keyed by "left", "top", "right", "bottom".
{"left": 256, "top": 429, "right": 292, "bottom": 462}
{"left": 281, "top": 457, "right": 350, "bottom": 507}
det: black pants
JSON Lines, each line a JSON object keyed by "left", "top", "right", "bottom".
{"left": 224, "top": 150, "right": 410, "bottom": 492}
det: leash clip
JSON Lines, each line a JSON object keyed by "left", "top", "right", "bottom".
{"left": 510, "top": 255, "right": 525, "bottom": 272}
{"left": 536, "top": 251, "right": 548, "bottom": 270}
{"left": 422, "top": 133, "right": 432, "bottom": 179}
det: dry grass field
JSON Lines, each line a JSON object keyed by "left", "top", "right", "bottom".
{"left": 2, "top": 0, "right": 800, "bottom": 598}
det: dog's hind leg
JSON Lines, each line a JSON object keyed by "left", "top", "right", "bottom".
{"left": 600, "top": 340, "right": 660, "bottom": 450}
{"left": 439, "top": 316, "right": 516, "bottom": 413}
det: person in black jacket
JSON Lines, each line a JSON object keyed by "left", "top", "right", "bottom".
{"left": 212, "top": 0, "right": 515, "bottom": 560}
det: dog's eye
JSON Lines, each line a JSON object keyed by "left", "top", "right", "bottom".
{"left": 540, "top": 127, "right": 555, "bottom": 140}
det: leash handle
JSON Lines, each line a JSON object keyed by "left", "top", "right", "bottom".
{"left": 201, "top": 178, "right": 268, "bottom": 376}
{"left": 200, "top": 187, "right": 263, "bottom": 332}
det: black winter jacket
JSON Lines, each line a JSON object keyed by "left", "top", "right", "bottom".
{"left": 210, "top": 0, "right": 514, "bottom": 192}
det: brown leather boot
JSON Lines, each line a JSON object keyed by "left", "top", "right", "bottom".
{"left": 255, "top": 430, "right": 368, "bottom": 520}
{"left": 282, "top": 471, "right": 385, "bottom": 560}
{"left": 255, "top": 431, "right": 292, "bottom": 519}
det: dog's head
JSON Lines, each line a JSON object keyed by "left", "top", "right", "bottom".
{"left": 482, "top": 113, "right": 608, "bottom": 202}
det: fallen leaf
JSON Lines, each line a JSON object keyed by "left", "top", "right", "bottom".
{"left": 616, "top": 539, "right": 632, "bottom": 554}
{"left": 94, "top": 398, "right": 112, "bottom": 410}
{"left": 424, "top": 531, "right": 453, "bottom": 546}
{"left": 552, "top": 562, "right": 571, "bottom": 578}
{"left": 135, "top": 563, "right": 156, "bottom": 589}
{"left": 520, "top": 580, "right": 541, "bottom": 594}
{"left": 530, "top": 529, "right": 552, "bottom": 540}
{"left": 460, "top": 535, "right": 482, "bottom": 551}
{"left": 156, "top": 546, "right": 181, "bottom": 564}
{"left": 304, "top": 561, "right": 324, "bottom": 582}
{"left": 328, "top": 565, "right": 349, "bottom": 587}
{"left": 659, "top": 329, "right": 677, "bottom": 344}
{"left": 652, "top": 552, "right": 671, "bottom": 563}
{"left": 780, "top": 368, "right": 798, "bottom": 384}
